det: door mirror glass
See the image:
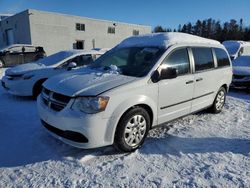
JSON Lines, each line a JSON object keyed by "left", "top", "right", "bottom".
{"left": 67, "top": 62, "right": 77, "bottom": 70}
{"left": 160, "top": 67, "right": 178, "bottom": 80}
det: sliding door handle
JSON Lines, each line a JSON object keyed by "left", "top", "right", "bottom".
{"left": 196, "top": 78, "right": 203, "bottom": 82}
{"left": 186, "top": 80, "right": 194, "bottom": 84}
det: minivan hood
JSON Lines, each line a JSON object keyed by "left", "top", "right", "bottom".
{"left": 6, "top": 63, "right": 47, "bottom": 75}
{"left": 43, "top": 68, "right": 137, "bottom": 97}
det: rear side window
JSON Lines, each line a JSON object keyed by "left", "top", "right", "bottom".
{"left": 192, "top": 48, "right": 214, "bottom": 72}
{"left": 163, "top": 48, "right": 190, "bottom": 75}
{"left": 214, "top": 48, "right": 230, "bottom": 67}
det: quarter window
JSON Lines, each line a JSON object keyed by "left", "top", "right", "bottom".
{"left": 214, "top": 48, "right": 230, "bottom": 67}
{"left": 162, "top": 48, "right": 190, "bottom": 75}
{"left": 192, "top": 48, "right": 214, "bottom": 71}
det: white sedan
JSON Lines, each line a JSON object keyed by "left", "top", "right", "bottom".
{"left": 1, "top": 49, "right": 107, "bottom": 97}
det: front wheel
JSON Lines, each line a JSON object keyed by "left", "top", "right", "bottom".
{"left": 210, "top": 87, "right": 226, "bottom": 113}
{"left": 114, "top": 107, "right": 150, "bottom": 152}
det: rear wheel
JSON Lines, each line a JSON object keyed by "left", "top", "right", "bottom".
{"left": 114, "top": 107, "right": 150, "bottom": 152}
{"left": 210, "top": 87, "right": 226, "bottom": 113}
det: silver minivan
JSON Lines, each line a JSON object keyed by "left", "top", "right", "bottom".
{"left": 37, "top": 33, "right": 232, "bottom": 152}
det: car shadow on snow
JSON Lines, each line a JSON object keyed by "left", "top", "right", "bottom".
{"left": 141, "top": 134, "right": 250, "bottom": 156}
{"left": 0, "top": 125, "right": 117, "bottom": 168}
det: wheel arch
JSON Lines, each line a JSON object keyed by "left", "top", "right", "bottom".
{"left": 32, "top": 78, "right": 47, "bottom": 97}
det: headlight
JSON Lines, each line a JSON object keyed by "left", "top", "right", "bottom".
{"left": 72, "top": 96, "right": 109, "bottom": 114}
{"left": 22, "top": 73, "right": 34, "bottom": 80}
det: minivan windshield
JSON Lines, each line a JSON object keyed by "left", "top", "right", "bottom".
{"left": 90, "top": 47, "right": 165, "bottom": 77}
{"left": 36, "top": 51, "right": 75, "bottom": 66}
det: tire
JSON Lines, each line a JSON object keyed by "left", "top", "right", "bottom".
{"left": 209, "top": 87, "right": 226, "bottom": 113}
{"left": 114, "top": 107, "right": 150, "bottom": 152}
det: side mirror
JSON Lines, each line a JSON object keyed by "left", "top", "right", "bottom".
{"left": 67, "top": 62, "right": 77, "bottom": 70}
{"left": 160, "top": 67, "right": 178, "bottom": 80}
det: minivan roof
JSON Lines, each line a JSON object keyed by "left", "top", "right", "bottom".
{"left": 118, "top": 32, "right": 221, "bottom": 49}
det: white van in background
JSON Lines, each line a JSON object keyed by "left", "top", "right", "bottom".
{"left": 37, "top": 33, "right": 232, "bottom": 152}
{"left": 223, "top": 40, "right": 250, "bottom": 60}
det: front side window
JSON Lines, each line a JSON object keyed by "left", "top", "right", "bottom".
{"left": 77, "top": 54, "right": 94, "bottom": 66}
{"left": 90, "top": 47, "right": 165, "bottom": 77}
{"left": 61, "top": 55, "right": 94, "bottom": 68}
{"left": 192, "top": 48, "right": 214, "bottom": 72}
{"left": 162, "top": 48, "right": 190, "bottom": 75}
{"left": 214, "top": 48, "right": 230, "bottom": 67}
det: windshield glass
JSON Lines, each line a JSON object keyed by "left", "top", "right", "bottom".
{"left": 90, "top": 47, "right": 165, "bottom": 77}
{"left": 223, "top": 43, "right": 240, "bottom": 56}
{"left": 36, "top": 51, "right": 75, "bottom": 66}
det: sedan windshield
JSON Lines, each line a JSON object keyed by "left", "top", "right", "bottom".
{"left": 90, "top": 47, "right": 165, "bottom": 77}
{"left": 224, "top": 43, "right": 240, "bottom": 56}
{"left": 36, "top": 51, "right": 75, "bottom": 66}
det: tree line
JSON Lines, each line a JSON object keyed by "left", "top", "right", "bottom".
{"left": 153, "top": 18, "right": 250, "bottom": 42}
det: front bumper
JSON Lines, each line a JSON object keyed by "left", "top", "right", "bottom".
{"left": 1, "top": 76, "right": 33, "bottom": 96}
{"left": 232, "top": 78, "right": 250, "bottom": 88}
{"left": 37, "top": 95, "right": 114, "bottom": 149}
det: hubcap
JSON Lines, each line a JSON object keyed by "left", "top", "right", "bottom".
{"left": 215, "top": 90, "right": 225, "bottom": 110}
{"left": 124, "top": 115, "right": 146, "bottom": 147}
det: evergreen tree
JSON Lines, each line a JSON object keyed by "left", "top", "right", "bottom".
{"left": 152, "top": 18, "right": 250, "bottom": 42}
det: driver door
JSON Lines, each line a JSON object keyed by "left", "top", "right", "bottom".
{"left": 158, "top": 47, "right": 194, "bottom": 124}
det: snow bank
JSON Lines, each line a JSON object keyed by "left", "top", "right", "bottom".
{"left": 118, "top": 32, "right": 220, "bottom": 48}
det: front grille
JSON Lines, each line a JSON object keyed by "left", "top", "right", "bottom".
{"left": 233, "top": 75, "right": 246, "bottom": 79}
{"left": 41, "top": 87, "right": 71, "bottom": 112}
{"left": 41, "top": 120, "right": 89, "bottom": 143}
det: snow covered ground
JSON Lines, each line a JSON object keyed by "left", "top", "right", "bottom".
{"left": 0, "top": 68, "right": 249, "bottom": 187}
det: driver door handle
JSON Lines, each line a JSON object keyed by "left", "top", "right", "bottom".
{"left": 196, "top": 78, "right": 203, "bottom": 82}
{"left": 186, "top": 80, "right": 194, "bottom": 84}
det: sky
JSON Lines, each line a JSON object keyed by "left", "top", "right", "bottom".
{"left": 0, "top": 0, "right": 250, "bottom": 30}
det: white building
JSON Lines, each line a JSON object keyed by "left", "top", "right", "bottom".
{"left": 0, "top": 9, "right": 151, "bottom": 55}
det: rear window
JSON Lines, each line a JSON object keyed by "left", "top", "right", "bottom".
{"left": 192, "top": 48, "right": 214, "bottom": 72}
{"left": 214, "top": 48, "right": 230, "bottom": 67}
